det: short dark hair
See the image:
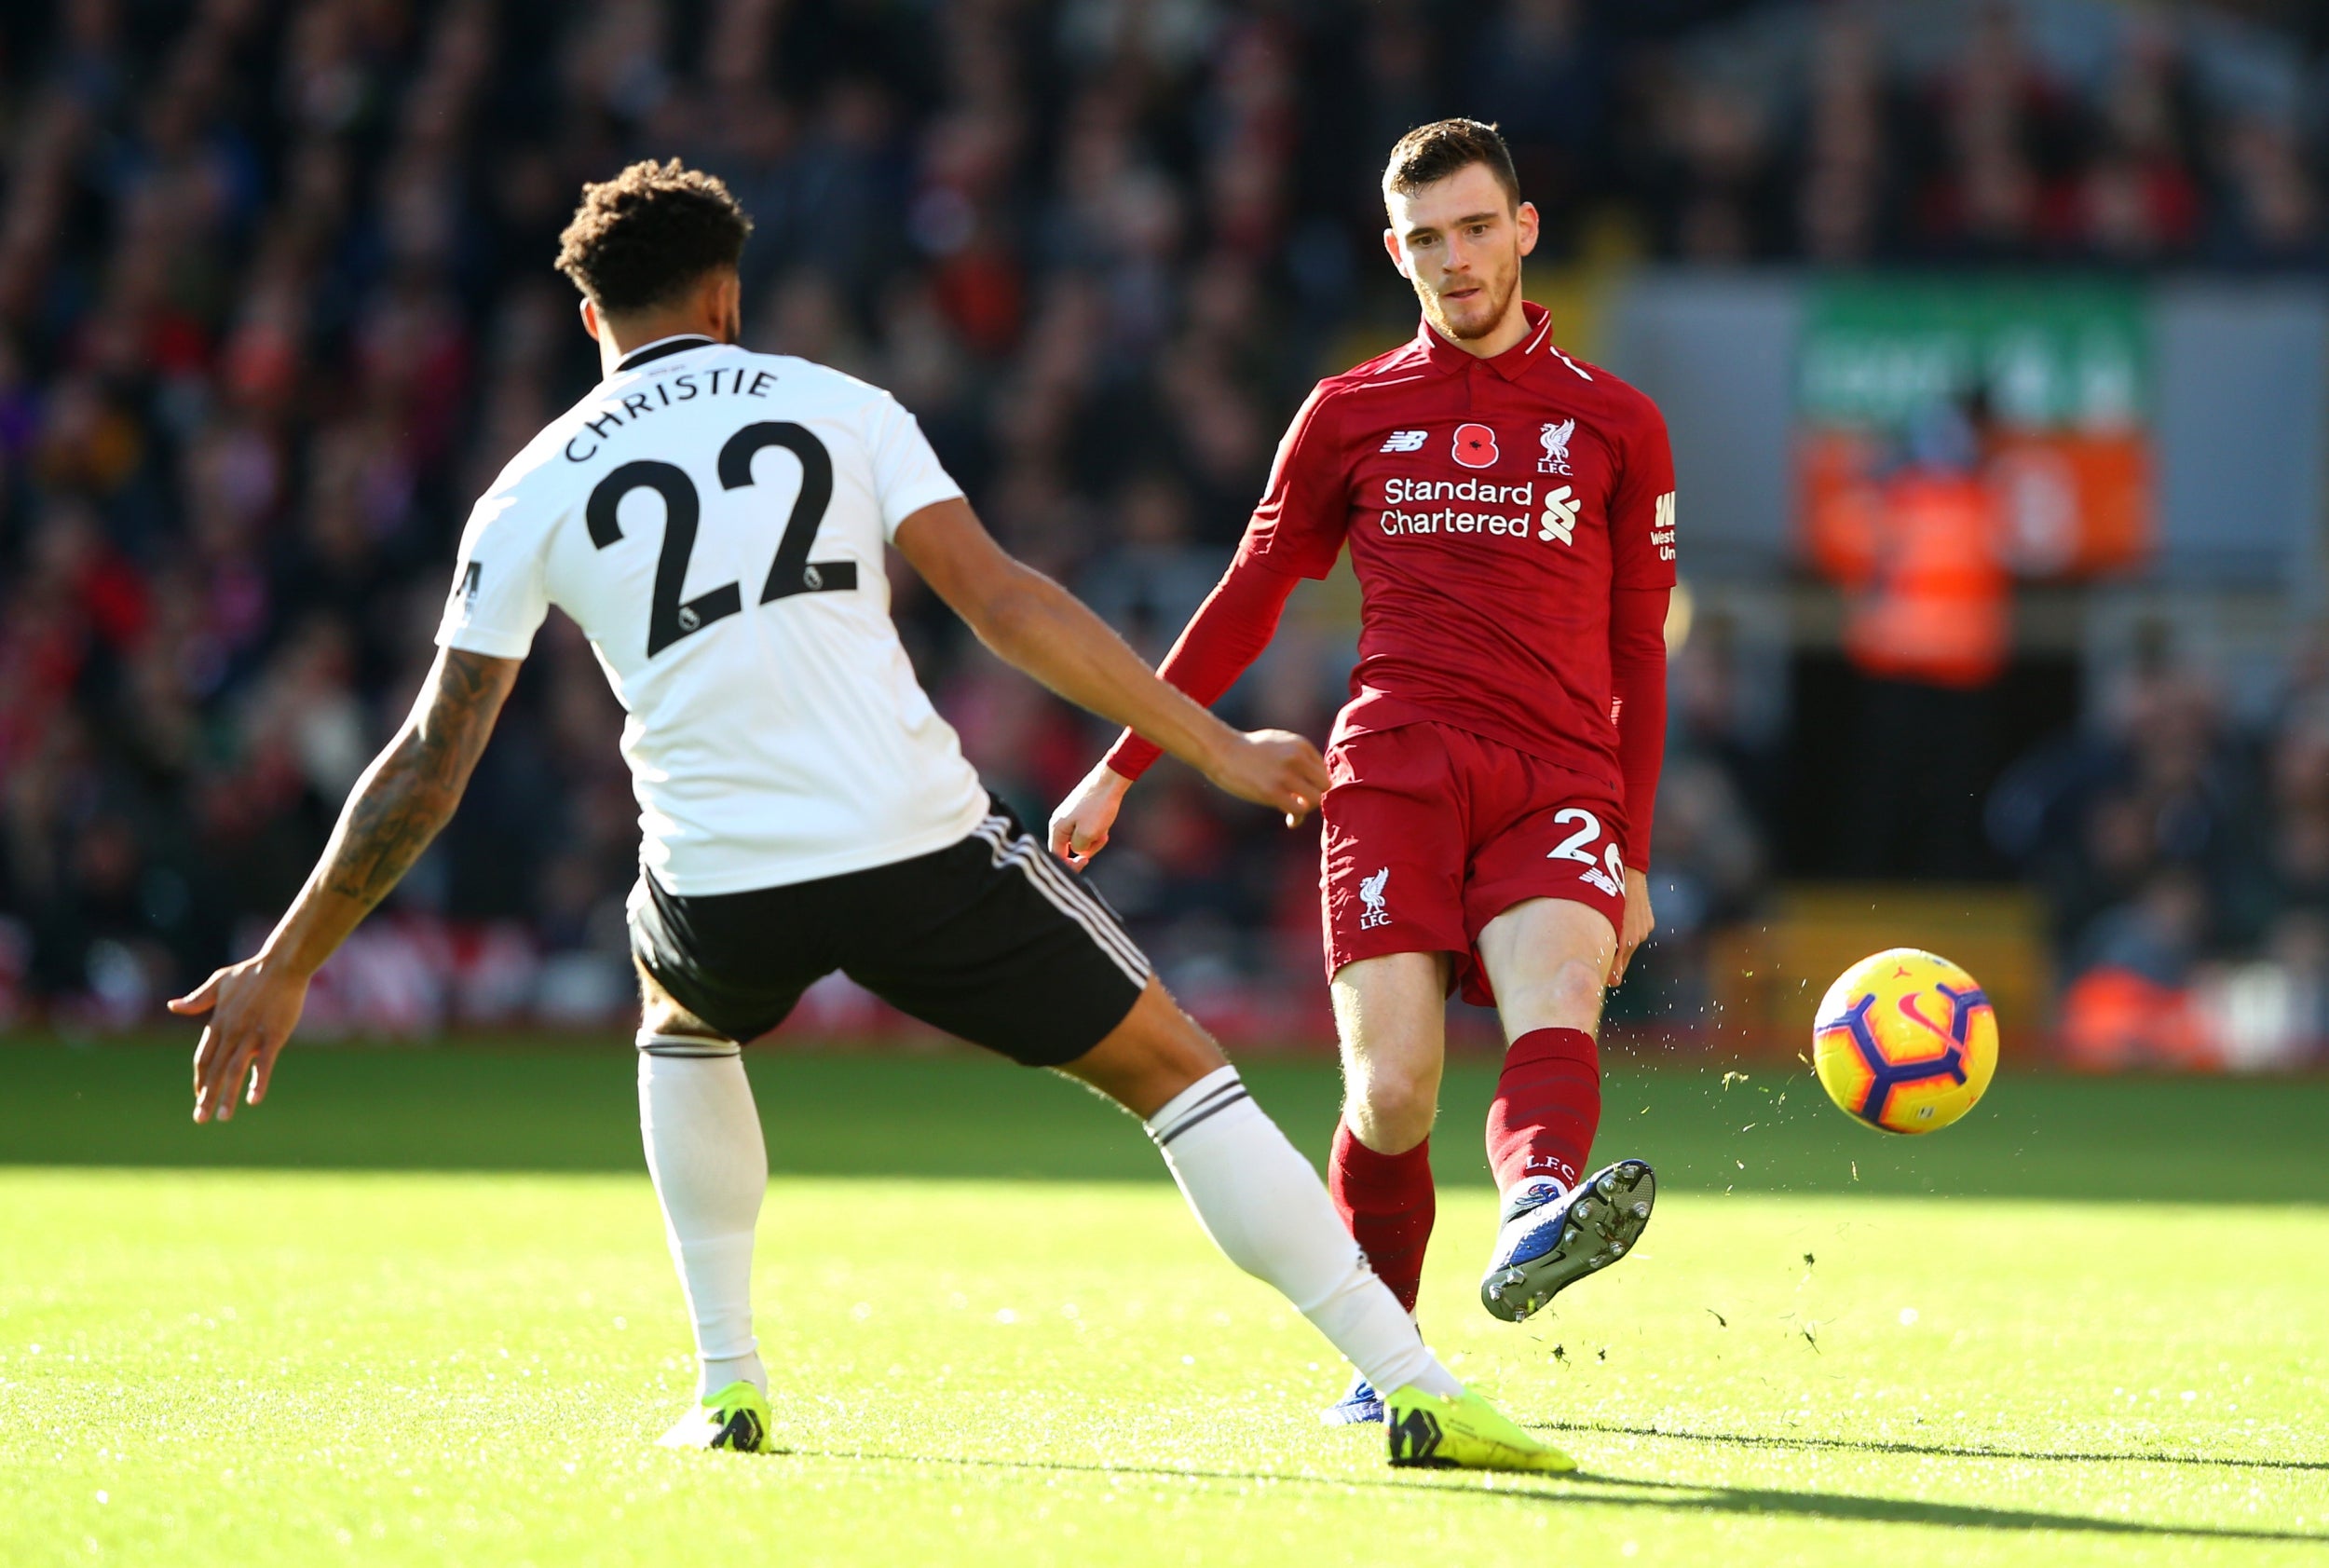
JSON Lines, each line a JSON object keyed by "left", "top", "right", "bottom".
{"left": 554, "top": 159, "right": 753, "bottom": 314}
{"left": 1382, "top": 119, "right": 1521, "bottom": 211}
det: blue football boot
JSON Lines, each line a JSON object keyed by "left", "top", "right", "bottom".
{"left": 1320, "top": 1369, "right": 1385, "bottom": 1426}
{"left": 1478, "top": 1159, "right": 1655, "bottom": 1323}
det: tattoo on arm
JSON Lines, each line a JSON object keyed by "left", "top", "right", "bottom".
{"left": 318, "top": 649, "right": 519, "bottom": 911}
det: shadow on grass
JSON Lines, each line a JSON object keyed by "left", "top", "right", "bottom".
{"left": 1571, "top": 1472, "right": 2327, "bottom": 1543}
{"left": 765, "top": 1444, "right": 2329, "bottom": 1545}
{"left": 1539, "top": 1419, "right": 2329, "bottom": 1474}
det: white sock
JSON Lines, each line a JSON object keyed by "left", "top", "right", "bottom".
{"left": 1145, "top": 1067, "right": 1463, "bottom": 1400}
{"left": 637, "top": 1041, "right": 768, "bottom": 1398}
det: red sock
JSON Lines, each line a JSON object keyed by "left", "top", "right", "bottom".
{"left": 1486, "top": 1027, "right": 1602, "bottom": 1197}
{"left": 1328, "top": 1122, "right": 1435, "bottom": 1314}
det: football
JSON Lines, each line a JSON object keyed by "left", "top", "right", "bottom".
{"left": 1813, "top": 948, "right": 1999, "bottom": 1134}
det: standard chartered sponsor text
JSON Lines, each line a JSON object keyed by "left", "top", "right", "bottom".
{"left": 1378, "top": 474, "right": 1542, "bottom": 539}
{"left": 1382, "top": 476, "right": 1537, "bottom": 507}
{"left": 1379, "top": 507, "right": 1538, "bottom": 538}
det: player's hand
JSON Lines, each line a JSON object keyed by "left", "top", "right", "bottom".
{"left": 170, "top": 954, "right": 312, "bottom": 1124}
{"left": 1050, "top": 763, "right": 1134, "bottom": 870}
{"left": 1609, "top": 868, "right": 1655, "bottom": 988}
{"left": 1205, "top": 729, "right": 1328, "bottom": 828}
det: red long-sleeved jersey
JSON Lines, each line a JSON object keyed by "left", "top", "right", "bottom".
{"left": 1107, "top": 303, "right": 1676, "bottom": 866}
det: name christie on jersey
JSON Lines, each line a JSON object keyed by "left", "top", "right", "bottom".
{"left": 563, "top": 365, "right": 783, "bottom": 464}
{"left": 1378, "top": 473, "right": 1539, "bottom": 539}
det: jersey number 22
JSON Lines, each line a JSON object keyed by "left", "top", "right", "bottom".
{"left": 585, "top": 421, "right": 854, "bottom": 658}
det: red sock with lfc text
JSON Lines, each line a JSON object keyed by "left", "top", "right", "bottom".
{"left": 1328, "top": 1121, "right": 1435, "bottom": 1315}
{"left": 1486, "top": 1027, "right": 1602, "bottom": 1198}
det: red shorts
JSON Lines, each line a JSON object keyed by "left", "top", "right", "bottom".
{"left": 1321, "top": 722, "right": 1628, "bottom": 1007}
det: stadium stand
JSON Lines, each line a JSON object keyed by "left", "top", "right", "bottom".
{"left": 0, "top": 0, "right": 2323, "bottom": 1063}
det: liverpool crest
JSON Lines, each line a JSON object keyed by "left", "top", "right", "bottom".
{"left": 1538, "top": 419, "right": 1575, "bottom": 475}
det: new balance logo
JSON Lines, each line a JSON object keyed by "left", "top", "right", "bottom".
{"left": 1539, "top": 485, "right": 1580, "bottom": 546}
{"left": 1358, "top": 866, "right": 1391, "bottom": 930}
{"left": 1380, "top": 429, "right": 1427, "bottom": 453}
{"left": 1386, "top": 1407, "right": 1446, "bottom": 1466}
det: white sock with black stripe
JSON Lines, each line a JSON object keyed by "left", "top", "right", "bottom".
{"left": 638, "top": 1039, "right": 768, "bottom": 1398}
{"left": 1145, "top": 1067, "right": 1462, "bottom": 1400}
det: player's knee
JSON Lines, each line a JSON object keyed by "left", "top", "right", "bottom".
{"left": 1549, "top": 958, "right": 1606, "bottom": 1018}
{"left": 1348, "top": 1060, "right": 1439, "bottom": 1150}
{"left": 635, "top": 960, "right": 729, "bottom": 1043}
{"left": 1508, "top": 958, "right": 1605, "bottom": 1034}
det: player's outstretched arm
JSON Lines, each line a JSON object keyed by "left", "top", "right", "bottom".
{"left": 894, "top": 498, "right": 1326, "bottom": 828}
{"left": 1051, "top": 543, "right": 1306, "bottom": 867}
{"left": 1606, "top": 584, "right": 1668, "bottom": 986}
{"left": 170, "top": 648, "right": 521, "bottom": 1123}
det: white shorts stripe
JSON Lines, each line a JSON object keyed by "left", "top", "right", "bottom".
{"left": 1007, "top": 841, "right": 1150, "bottom": 987}
{"left": 1012, "top": 826, "right": 1146, "bottom": 954}
{"left": 973, "top": 816, "right": 1151, "bottom": 988}
{"left": 994, "top": 823, "right": 1150, "bottom": 980}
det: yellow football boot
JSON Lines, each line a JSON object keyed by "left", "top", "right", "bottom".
{"left": 656, "top": 1379, "right": 770, "bottom": 1452}
{"left": 1382, "top": 1385, "right": 1577, "bottom": 1474}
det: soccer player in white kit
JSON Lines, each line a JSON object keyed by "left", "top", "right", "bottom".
{"left": 167, "top": 161, "right": 1571, "bottom": 1471}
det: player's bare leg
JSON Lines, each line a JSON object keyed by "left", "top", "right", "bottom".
{"left": 1058, "top": 975, "right": 1473, "bottom": 1419}
{"left": 1476, "top": 896, "right": 1614, "bottom": 1038}
{"left": 1052, "top": 974, "right": 1230, "bottom": 1116}
{"left": 1473, "top": 897, "right": 1656, "bottom": 1321}
{"left": 1329, "top": 950, "right": 1452, "bottom": 1156}
{"left": 1317, "top": 949, "right": 1451, "bottom": 1422}
{"left": 633, "top": 963, "right": 773, "bottom": 1451}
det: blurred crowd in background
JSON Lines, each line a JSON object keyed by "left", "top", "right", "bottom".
{"left": 3, "top": 0, "right": 2328, "bottom": 1060}
{"left": 1986, "top": 623, "right": 2329, "bottom": 1070}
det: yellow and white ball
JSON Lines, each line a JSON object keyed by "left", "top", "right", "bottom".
{"left": 1813, "top": 948, "right": 1998, "bottom": 1135}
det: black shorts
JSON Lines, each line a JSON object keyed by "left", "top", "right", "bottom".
{"left": 627, "top": 800, "right": 1152, "bottom": 1067}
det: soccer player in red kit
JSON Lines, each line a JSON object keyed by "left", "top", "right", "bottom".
{"left": 1051, "top": 119, "right": 1676, "bottom": 1425}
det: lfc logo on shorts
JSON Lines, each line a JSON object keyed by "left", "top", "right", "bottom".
{"left": 1451, "top": 424, "right": 1498, "bottom": 469}
{"left": 1358, "top": 866, "right": 1392, "bottom": 929}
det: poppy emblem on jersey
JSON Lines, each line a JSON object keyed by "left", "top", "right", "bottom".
{"left": 1451, "top": 423, "right": 1499, "bottom": 469}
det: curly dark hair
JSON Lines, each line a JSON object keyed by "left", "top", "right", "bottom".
{"left": 553, "top": 159, "right": 753, "bottom": 314}
{"left": 1382, "top": 119, "right": 1520, "bottom": 210}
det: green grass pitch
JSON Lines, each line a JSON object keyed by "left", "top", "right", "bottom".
{"left": 3, "top": 1041, "right": 2324, "bottom": 1566}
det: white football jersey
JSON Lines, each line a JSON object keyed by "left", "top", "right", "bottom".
{"left": 435, "top": 334, "right": 988, "bottom": 894}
